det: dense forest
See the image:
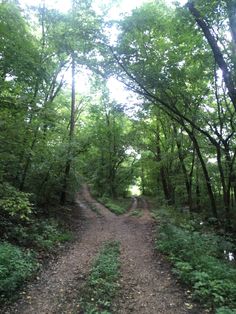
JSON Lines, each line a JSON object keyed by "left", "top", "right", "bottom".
{"left": 1, "top": 0, "right": 236, "bottom": 313}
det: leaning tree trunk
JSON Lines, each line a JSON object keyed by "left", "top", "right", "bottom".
{"left": 187, "top": 1, "right": 236, "bottom": 110}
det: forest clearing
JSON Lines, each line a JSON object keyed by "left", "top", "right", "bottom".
{"left": 1, "top": 0, "right": 236, "bottom": 313}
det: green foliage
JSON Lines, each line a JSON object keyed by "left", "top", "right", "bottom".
{"left": 0, "top": 243, "right": 38, "bottom": 297}
{"left": 0, "top": 215, "right": 72, "bottom": 301}
{"left": 98, "top": 197, "right": 127, "bottom": 215}
{"left": 216, "top": 308, "right": 236, "bottom": 314}
{"left": 10, "top": 219, "right": 73, "bottom": 251}
{"left": 79, "top": 241, "right": 120, "bottom": 313}
{"left": 156, "top": 208, "right": 236, "bottom": 311}
{"left": 129, "top": 209, "right": 143, "bottom": 217}
{"left": 0, "top": 183, "right": 33, "bottom": 221}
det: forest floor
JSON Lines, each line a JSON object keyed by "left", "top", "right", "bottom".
{"left": 2, "top": 185, "right": 205, "bottom": 314}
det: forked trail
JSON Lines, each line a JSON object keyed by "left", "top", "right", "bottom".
{"left": 2, "top": 185, "right": 202, "bottom": 314}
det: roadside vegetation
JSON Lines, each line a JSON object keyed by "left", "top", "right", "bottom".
{"left": 98, "top": 197, "right": 130, "bottom": 215}
{"left": 1, "top": 0, "right": 236, "bottom": 311}
{"left": 78, "top": 241, "right": 121, "bottom": 313}
{"left": 0, "top": 184, "right": 73, "bottom": 301}
{"left": 129, "top": 209, "right": 143, "bottom": 217}
{"left": 154, "top": 207, "right": 236, "bottom": 313}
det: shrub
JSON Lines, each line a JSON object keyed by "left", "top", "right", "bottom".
{"left": 216, "top": 308, "right": 236, "bottom": 314}
{"left": 0, "top": 242, "right": 38, "bottom": 297}
{"left": 129, "top": 209, "right": 143, "bottom": 217}
{"left": 0, "top": 183, "right": 33, "bottom": 221}
{"left": 10, "top": 219, "right": 73, "bottom": 250}
{"left": 29, "top": 219, "right": 72, "bottom": 250}
{"left": 99, "top": 197, "right": 126, "bottom": 215}
{"left": 156, "top": 210, "right": 236, "bottom": 311}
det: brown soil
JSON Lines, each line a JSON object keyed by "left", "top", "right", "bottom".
{"left": 2, "top": 186, "right": 205, "bottom": 314}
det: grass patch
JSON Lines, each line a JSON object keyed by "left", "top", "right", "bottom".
{"left": 129, "top": 209, "right": 143, "bottom": 217}
{"left": 98, "top": 197, "right": 129, "bottom": 215}
{"left": 79, "top": 241, "right": 121, "bottom": 313}
{"left": 154, "top": 207, "right": 236, "bottom": 313}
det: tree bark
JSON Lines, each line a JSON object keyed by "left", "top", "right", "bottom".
{"left": 187, "top": 1, "right": 236, "bottom": 109}
{"left": 156, "top": 120, "right": 173, "bottom": 204}
{"left": 173, "top": 126, "right": 193, "bottom": 211}
{"left": 60, "top": 55, "right": 76, "bottom": 204}
{"left": 188, "top": 131, "right": 218, "bottom": 218}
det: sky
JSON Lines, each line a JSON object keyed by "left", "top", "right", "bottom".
{"left": 20, "top": 0, "right": 188, "bottom": 16}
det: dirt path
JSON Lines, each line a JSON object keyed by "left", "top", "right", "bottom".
{"left": 2, "top": 186, "right": 202, "bottom": 314}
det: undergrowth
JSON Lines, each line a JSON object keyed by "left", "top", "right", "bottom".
{"left": 0, "top": 219, "right": 73, "bottom": 301}
{"left": 129, "top": 209, "right": 143, "bottom": 217}
{"left": 4, "top": 218, "right": 73, "bottom": 251}
{"left": 98, "top": 197, "right": 129, "bottom": 215}
{"left": 154, "top": 207, "right": 236, "bottom": 313}
{"left": 0, "top": 183, "right": 73, "bottom": 301}
{"left": 0, "top": 243, "right": 38, "bottom": 298}
{"left": 79, "top": 241, "right": 121, "bottom": 313}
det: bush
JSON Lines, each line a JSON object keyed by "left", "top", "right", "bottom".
{"left": 28, "top": 219, "right": 72, "bottom": 250}
{"left": 10, "top": 219, "right": 73, "bottom": 250}
{"left": 99, "top": 197, "right": 126, "bottom": 215}
{"left": 156, "top": 210, "right": 236, "bottom": 311}
{"left": 216, "top": 308, "right": 236, "bottom": 314}
{"left": 0, "top": 242, "right": 38, "bottom": 297}
{"left": 0, "top": 183, "right": 33, "bottom": 221}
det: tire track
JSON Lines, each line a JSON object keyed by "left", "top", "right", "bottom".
{"left": 2, "top": 186, "right": 204, "bottom": 314}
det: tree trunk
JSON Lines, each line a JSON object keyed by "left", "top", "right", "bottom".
{"left": 173, "top": 126, "right": 193, "bottom": 210}
{"left": 188, "top": 132, "right": 218, "bottom": 218}
{"left": 187, "top": 1, "right": 236, "bottom": 109}
{"left": 216, "top": 146, "right": 231, "bottom": 224}
{"left": 196, "top": 158, "right": 201, "bottom": 211}
{"left": 19, "top": 126, "right": 39, "bottom": 191}
{"left": 156, "top": 121, "right": 173, "bottom": 203}
{"left": 60, "top": 55, "right": 76, "bottom": 204}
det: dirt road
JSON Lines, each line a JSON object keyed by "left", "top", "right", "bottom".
{"left": 2, "top": 186, "right": 201, "bottom": 314}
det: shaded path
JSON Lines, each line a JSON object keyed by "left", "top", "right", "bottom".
{"left": 2, "top": 186, "right": 203, "bottom": 314}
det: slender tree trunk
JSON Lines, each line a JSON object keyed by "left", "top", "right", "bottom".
{"left": 195, "top": 157, "right": 201, "bottom": 211}
{"left": 173, "top": 126, "right": 193, "bottom": 210}
{"left": 188, "top": 132, "right": 218, "bottom": 218}
{"left": 19, "top": 127, "right": 39, "bottom": 190}
{"left": 141, "top": 161, "right": 146, "bottom": 195}
{"left": 60, "top": 55, "right": 76, "bottom": 204}
{"left": 156, "top": 121, "right": 173, "bottom": 203}
{"left": 216, "top": 146, "right": 231, "bottom": 224}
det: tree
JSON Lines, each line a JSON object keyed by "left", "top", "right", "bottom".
{"left": 106, "top": 1, "right": 236, "bottom": 223}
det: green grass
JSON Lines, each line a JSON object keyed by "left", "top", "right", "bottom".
{"left": 129, "top": 209, "right": 143, "bottom": 217}
{"left": 154, "top": 207, "right": 236, "bottom": 313}
{"left": 98, "top": 197, "right": 130, "bottom": 215}
{"left": 79, "top": 241, "right": 121, "bottom": 313}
